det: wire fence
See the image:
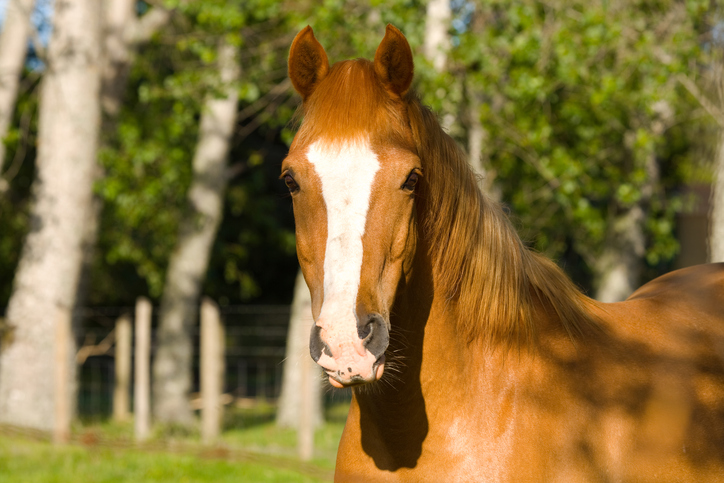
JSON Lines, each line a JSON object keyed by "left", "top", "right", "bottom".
{"left": 75, "top": 305, "right": 291, "bottom": 419}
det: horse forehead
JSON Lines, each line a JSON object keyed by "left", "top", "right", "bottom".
{"left": 305, "top": 139, "right": 381, "bottom": 192}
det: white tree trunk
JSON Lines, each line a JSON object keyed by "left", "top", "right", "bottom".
{"left": 710, "top": 133, "right": 724, "bottom": 262}
{"left": 74, "top": 0, "right": 172, "bottom": 346}
{"left": 594, "top": 104, "right": 670, "bottom": 302}
{"left": 153, "top": 40, "right": 240, "bottom": 426}
{"left": 277, "top": 269, "right": 323, "bottom": 429}
{"left": 423, "top": 0, "right": 451, "bottom": 72}
{"left": 594, "top": 205, "right": 646, "bottom": 302}
{"left": 0, "top": 0, "right": 102, "bottom": 431}
{"left": 465, "top": 82, "right": 501, "bottom": 201}
{"left": 74, "top": 1, "right": 172, "bottom": 305}
{"left": 0, "top": 0, "right": 36, "bottom": 192}
{"left": 101, "top": 0, "right": 171, "bottom": 119}
{"left": 100, "top": 0, "right": 135, "bottom": 119}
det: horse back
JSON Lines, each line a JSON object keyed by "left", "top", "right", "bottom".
{"left": 584, "top": 263, "right": 724, "bottom": 480}
{"left": 627, "top": 262, "right": 724, "bottom": 314}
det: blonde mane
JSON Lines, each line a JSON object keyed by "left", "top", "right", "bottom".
{"left": 406, "top": 96, "right": 599, "bottom": 345}
{"left": 296, "top": 59, "right": 599, "bottom": 346}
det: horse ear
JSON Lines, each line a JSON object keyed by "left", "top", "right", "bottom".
{"left": 374, "top": 24, "right": 414, "bottom": 98}
{"left": 288, "top": 26, "right": 329, "bottom": 100}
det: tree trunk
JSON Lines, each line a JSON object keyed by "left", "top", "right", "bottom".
{"left": 0, "top": 0, "right": 102, "bottom": 431}
{"left": 0, "top": 0, "right": 36, "bottom": 192}
{"left": 152, "top": 40, "right": 240, "bottom": 426}
{"left": 594, "top": 107, "right": 668, "bottom": 302}
{"left": 423, "top": 0, "right": 454, "bottom": 133}
{"left": 74, "top": 1, "right": 172, "bottom": 300}
{"left": 79, "top": 1, "right": 173, "bottom": 300}
{"left": 101, "top": 0, "right": 172, "bottom": 120}
{"left": 423, "top": 0, "right": 451, "bottom": 72}
{"left": 465, "top": 80, "right": 502, "bottom": 201}
{"left": 69, "top": 2, "right": 173, "bottom": 422}
{"left": 463, "top": 10, "right": 500, "bottom": 201}
{"left": 710, "top": 133, "right": 724, "bottom": 262}
{"left": 594, "top": 205, "right": 646, "bottom": 302}
{"left": 277, "top": 269, "right": 323, "bottom": 429}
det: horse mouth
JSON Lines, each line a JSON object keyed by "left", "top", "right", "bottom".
{"left": 325, "top": 355, "right": 386, "bottom": 388}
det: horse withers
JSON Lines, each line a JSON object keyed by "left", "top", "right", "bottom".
{"left": 283, "top": 24, "right": 724, "bottom": 482}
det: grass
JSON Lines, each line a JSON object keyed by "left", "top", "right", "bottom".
{"left": 0, "top": 402, "right": 349, "bottom": 483}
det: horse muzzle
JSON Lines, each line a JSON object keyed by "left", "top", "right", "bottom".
{"left": 310, "top": 312, "right": 389, "bottom": 387}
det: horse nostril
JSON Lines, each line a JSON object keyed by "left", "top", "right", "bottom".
{"left": 358, "top": 319, "right": 373, "bottom": 340}
{"left": 358, "top": 313, "right": 389, "bottom": 358}
{"left": 310, "top": 325, "right": 332, "bottom": 362}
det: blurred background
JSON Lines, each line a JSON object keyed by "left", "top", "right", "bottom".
{"left": 0, "top": 0, "right": 722, "bottom": 481}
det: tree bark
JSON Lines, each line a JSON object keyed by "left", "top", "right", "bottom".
{"left": 0, "top": 0, "right": 102, "bottom": 431}
{"left": 0, "top": 0, "right": 36, "bottom": 193}
{"left": 73, "top": 0, "right": 172, "bottom": 344}
{"left": 464, "top": 10, "right": 501, "bottom": 201}
{"left": 74, "top": 1, "right": 173, "bottom": 302}
{"left": 423, "top": 0, "right": 451, "bottom": 72}
{"left": 101, "top": 0, "right": 172, "bottom": 120}
{"left": 465, "top": 79, "right": 502, "bottom": 201}
{"left": 277, "top": 269, "right": 323, "bottom": 429}
{"left": 594, "top": 205, "right": 647, "bottom": 302}
{"left": 152, "top": 40, "right": 240, "bottom": 426}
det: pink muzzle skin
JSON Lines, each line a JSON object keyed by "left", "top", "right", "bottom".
{"left": 311, "top": 320, "right": 387, "bottom": 387}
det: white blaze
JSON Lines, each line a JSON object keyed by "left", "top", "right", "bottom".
{"left": 307, "top": 139, "right": 380, "bottom": 338}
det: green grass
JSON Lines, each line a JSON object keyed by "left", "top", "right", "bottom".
{"left": 0, "top": 437, "right": 323, "bottom": 483}
{"left": 0, "top": 403, "right": 349, "bottom": 483}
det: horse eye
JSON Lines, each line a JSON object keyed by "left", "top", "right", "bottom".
{"left": 284, "top": 174, "right": 299, "bottom": 193}
{"left": 402, "top": 171, "right": 420, "bottom": 191}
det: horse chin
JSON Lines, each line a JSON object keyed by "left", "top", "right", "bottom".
{"left": 325, "top": 356, "right": 386, "bottom": 388}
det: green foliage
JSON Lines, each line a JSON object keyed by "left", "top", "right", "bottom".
{"left": 96, "top": 33, "right": 199, "bottom": 300}
{"left": 0, "top": 73, "right": 40, "bottom": 307}
{"left": 0, "top": 0, "right": 718, "bottom": 307}
{"left": 444, "top": 0, "right": 715, "bottom": 284}
{"left": 94, "top": 1, "right": 299, "bottom": 304}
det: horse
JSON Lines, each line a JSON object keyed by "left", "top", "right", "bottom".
{"left": 283, "top": 24, "right": 724, "bottom": 482}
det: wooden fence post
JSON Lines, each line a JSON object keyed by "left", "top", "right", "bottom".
{"left": 113, "top": 313, "right": 132, "bottom": 422}
{"left": 201, "top": 297, "right": 224, "bottom": 445}
{"left": 298, "top": 337, "right": 314, "bottom": 461}
{"left": 134, "top": 297, "right": 152, "bottom": 441}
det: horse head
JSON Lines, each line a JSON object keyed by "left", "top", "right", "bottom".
{"left": 283, "top": 25, "right": 420, "bottom": 388}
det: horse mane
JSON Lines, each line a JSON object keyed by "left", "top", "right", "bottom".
{"left": 405, "top": 96, "right": 599, "bottom": 346}
{"left": 295, "top": 58, "right": 599, "bottom": 346}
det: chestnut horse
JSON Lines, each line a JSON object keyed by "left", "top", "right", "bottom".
{"left": 283, "top": 25, "right": 724, "bottom": 482}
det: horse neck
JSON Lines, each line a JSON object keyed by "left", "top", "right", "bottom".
{"left": 348, "top": 241, "right": 531, "bottom": 469}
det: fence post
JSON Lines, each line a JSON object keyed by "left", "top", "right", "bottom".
{"left": 113, "top": 313, "right": 132, "bottom": 422}
{"left": 53, "top": 307, "right": 71, "bottom": 444}
{"left": 134, "top": 297, "right": 152, "bottom": 441}
{"left": 201, "top": 297, "right": 224, "bottom": 445}
{"left": 298, "top": 337, "right": 313, "bottom": 461}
